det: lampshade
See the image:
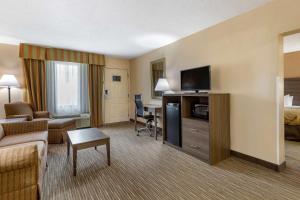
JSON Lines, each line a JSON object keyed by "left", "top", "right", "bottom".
{"left": 0, "top": 74, "right": 20, "bottom": 87}
{"left": 155, "top": 78, "right": 170, "bottom": 91}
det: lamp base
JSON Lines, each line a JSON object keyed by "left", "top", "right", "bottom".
{"left": 8, "top": 86, "right": 11, "bottom": 103}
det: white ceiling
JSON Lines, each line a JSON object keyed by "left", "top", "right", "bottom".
{"left": 0, "top": 0, "right": 271, "bottom": 58}
{"left": 284, "top": 33, "right": 300, "bottom": 53}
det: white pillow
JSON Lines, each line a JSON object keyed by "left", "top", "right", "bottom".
{"left": 284, "top": 95, "right": 293, "bottom": 107}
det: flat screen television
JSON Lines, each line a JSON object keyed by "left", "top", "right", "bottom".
{"left": 181, "top": 66, "right": 211, "bottom": 92}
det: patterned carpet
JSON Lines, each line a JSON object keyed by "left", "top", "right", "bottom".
{"left": 43, "top": 123, "right": 300, "bottom": 200}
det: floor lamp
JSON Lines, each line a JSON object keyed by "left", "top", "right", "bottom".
{"left": 0, "top": 74, "right": 20, "bottom": 103}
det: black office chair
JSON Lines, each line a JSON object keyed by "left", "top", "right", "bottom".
{"left": 134, "top": 94, "right": 154, "bottom": 136}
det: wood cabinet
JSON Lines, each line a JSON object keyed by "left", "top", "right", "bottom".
{"left": 162, "top": 93, "right": 230, "bottom": 164}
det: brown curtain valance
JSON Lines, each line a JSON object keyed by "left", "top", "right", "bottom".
{"left": 19, "top": 43, "right": 105, "bottom": 65}
{"left": 88, "top": 53, "right": 105, "bottom": 65}
{"left": 46, "top": 48, "right": 89, "bottom": 64}
{"left": 19, "top": 44, "right": 46, "bottom": 60}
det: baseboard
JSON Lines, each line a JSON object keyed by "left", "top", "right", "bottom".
{"left": 129, "top": 119, "right": 286, "bottom": 171}
{"left": 231, "top": 150, "right": 286, "bottom": 172}
{"left": 103, "top": 121, "right": 131, "bottom": 126}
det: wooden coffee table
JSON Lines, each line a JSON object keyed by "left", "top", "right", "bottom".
{"left": 67, "top": 128, "right": 110, "bottom": 176}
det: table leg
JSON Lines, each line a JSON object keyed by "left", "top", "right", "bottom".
{"left": 154, "top": 109, "right": 158, "bottom": 140}
{"left": 67, "top": 139, "right": 70, "bottom": 157}
{"left": 134, "top": 109, "right": 137, "bottom": 131}
{"left": 106, "top": 140, "right": 110, "bottom": 166}
{"left": 73, "top": 147, "right": 77, "bottom": 176}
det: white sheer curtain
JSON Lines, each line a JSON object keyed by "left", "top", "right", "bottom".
{"left": 46, "top": 61, "right": 89, "bottom": 117}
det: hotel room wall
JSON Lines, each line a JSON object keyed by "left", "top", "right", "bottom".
{"left": 284, "top": 51, "right": 300, "bottom": 78}
{"left": 0, "top": 44, "right": 24, "bottom": 118}
{"left": 0, "top": 43, "right": 130, "bottom": 118}
{"left": 130, "top": 0, "right": 300, "bottom": 165}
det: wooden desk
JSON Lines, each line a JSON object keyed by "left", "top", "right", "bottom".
{"left": 135, "top": 104, "right": 162, "bottom": 140}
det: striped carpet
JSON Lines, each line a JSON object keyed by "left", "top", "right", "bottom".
{"left": 43, "top": 123, "right": 300, "bottom": 200}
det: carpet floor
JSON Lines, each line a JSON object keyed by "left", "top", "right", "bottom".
{"left": 43, "top": 123, "right": 300, "bottom": 200}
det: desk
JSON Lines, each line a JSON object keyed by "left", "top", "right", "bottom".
{"left": 135, "top": 104, "right": 162, "bottom": 140}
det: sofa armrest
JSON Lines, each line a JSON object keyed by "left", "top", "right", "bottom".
{"left": 34, "top": 111, "right": 50, "bottom": 119}
{"left": 0, "top": 145, "right": 39, "bottom": 199}
{"left": 6, "top": 114, "right": 33, "bottom": 121}
{"left": 1, "top": 120, "right": 48, "bottom": 136}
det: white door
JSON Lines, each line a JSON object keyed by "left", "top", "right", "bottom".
{"left": 104, "top": 68, "right": 129, "bottom": 123}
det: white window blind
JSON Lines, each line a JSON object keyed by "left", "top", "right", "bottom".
{"left": 46, "top": 61, "right": 89, "bottom": 117}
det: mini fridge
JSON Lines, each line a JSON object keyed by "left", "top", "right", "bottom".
{"left": 166, "top": 103, "right": 181, "bottom": 147}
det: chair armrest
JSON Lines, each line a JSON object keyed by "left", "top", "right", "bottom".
{"left": 0, "top": 145, "right": 39, "bottom": 198}
{"left": 1, "top": 120, "right": 48, "bottom": 136}
{"left": 6, "top": 114, "right": 33, "bottom": 121}
{"left": 34, "top": 111, "right": 50, "bottom": 119}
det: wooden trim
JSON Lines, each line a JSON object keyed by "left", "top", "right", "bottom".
{"left": 231, "top": 150, "right": 286, "bottom": 172}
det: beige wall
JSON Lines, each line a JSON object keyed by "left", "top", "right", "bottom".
{"left": 0, "top": 44, "right": 130, "bottom": 118}
{"left": 130, "top": 0, "right": 300, "bottom": 165}
{"left": 105, "top": 56, "right": 130, "bottom": 69}
{"left": 0, "top": 44, "right": 24, "bottom": 118}
{"left": 284, "top": 51, "right": 300, "bottom": 78}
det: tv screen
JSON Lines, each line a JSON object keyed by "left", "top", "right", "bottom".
{"left": 181, "top": 66, "right": 211, "bottom": 91}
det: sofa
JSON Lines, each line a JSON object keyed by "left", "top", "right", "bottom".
{"left": 5, "top": 102, "right": 76, "bottom": 144}
{"left": 0, "top": 120, "right": 48, "bottom": 199}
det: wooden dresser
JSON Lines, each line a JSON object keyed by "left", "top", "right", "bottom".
{"left": 162, "top": 93, "right": 230, "bottom": 164}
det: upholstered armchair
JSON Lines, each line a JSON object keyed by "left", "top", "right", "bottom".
{"left": 4, "top": 102, "right": 50, "bottom": 121}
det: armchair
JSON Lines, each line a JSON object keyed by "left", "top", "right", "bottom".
{"left": 4, "top": 101, "right": 76, "bottom": 144}
{"left": 4, "top": 102, "right": 50, "bottom": 120}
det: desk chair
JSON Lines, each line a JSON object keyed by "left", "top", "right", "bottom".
{"left": 134, "top": 94, "right": 154, "bottom": 136}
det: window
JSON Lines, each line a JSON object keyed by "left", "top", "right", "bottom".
{"left": 46, "top": 61, "right": 89, "bottom": 117}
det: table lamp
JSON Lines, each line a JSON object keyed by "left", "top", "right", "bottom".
{"left": 155, "top": 78, "right": 170, "bottom": 93}
{"left": 0, "top": 74, "right": 20, "bottom": 103}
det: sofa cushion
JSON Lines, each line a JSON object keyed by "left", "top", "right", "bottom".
{"left": 0, "top": 131, "right": 48, "bottom": 148}
{"left": 48, "top": 118, "right": 75, "bottom": 129}
{"left": 0, "top": 141, "right": 46, "bottom": 158}
{"left": 0, "top": 125, "right": 4, "bottom": 140}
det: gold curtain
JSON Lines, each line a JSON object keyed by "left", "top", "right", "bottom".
{"left": 88, "top": 65, "right": 103, "bottom": 127}
{"left": 23, "top": 59, "right": 47, "bottom": 111}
